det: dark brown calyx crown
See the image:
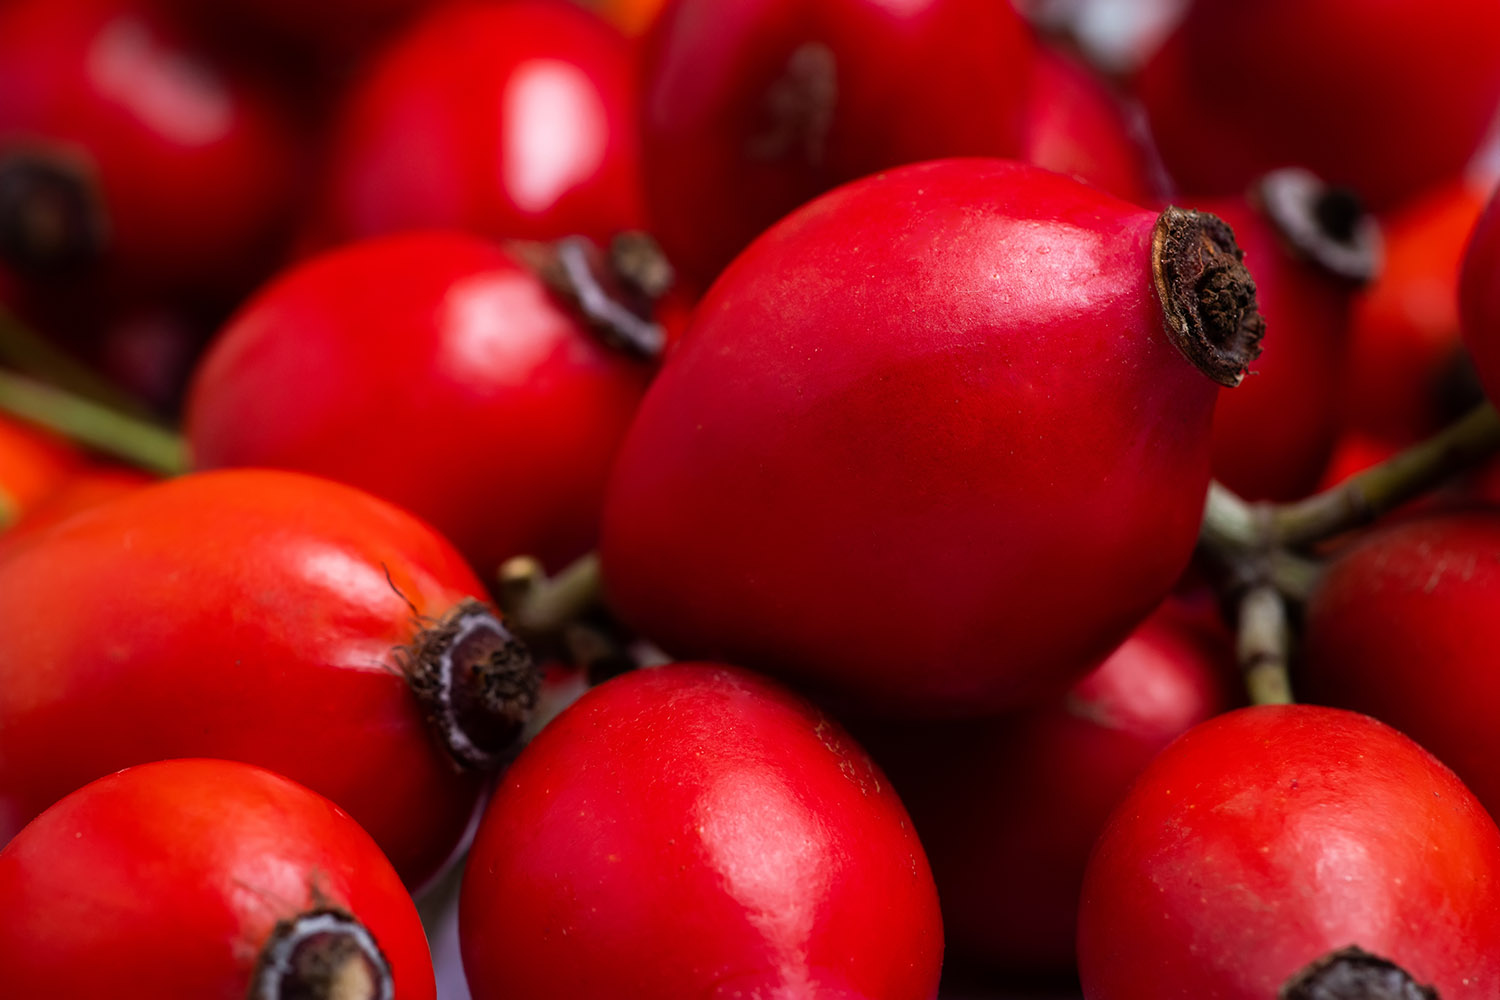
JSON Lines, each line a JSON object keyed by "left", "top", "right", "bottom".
{"left": 1152, "top": 206, "right": 1267, "bottom": 387}
{"left": 0, "top": 149, "right": 108, "bottom": 274}
{"left": 1256, "top": 167, "right": 1382, "bottom": 285}
{"left": 249, "top": 909, "right": 394, "bottom": 1000}
{"left": 403, "top": 598, "right": 539, "bottom": 771}
{"left": 1280, "top": 946, "right": 1440, "bottom": 1000}
{"left": 506, "top": 233, "right": 669, "bottom": 361}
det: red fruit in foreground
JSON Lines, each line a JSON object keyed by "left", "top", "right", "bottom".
{"left": 1352, "top": 181, "right": 1489, "bottom": 443}
{"left": 0, "top": 469, "right": 538, "bottom": 887}
{"left": 602, "top": 159, "right": 1264, "bottom": 714}
{"left": 460, "top": 663, "right": 942, "bottom": 1000}
{"left": 0, "top": 759, "right": 434, "bottom": 999}
{"left": 186, "top": 232, "right": 650, "bottom": 574}
{"left": 1078, "top": 705, "right": 1500, "bottom": 998}
{"left": 314, "top": 1, "right": 643, "bottom": 248}
{"left": 861, "top": 600, "right": 1230, "bottom": 974}
{"left": 641, "top": 0, "right": 1037, "bottom": 288}
{"left": 1139, "top": 0, "right": 1500, "bottom": 209}
{"left": 1302, "top": 512, "right": 1500, "bottom": 821}
{"left": 1461, "top": 182, "right": 1500, "bottom": 404}
{"left": 0, "top": 0, "right": 299, "bottom": 296}
{"left": 1203, "top": 170, "right": 1378, "bottom": 500}
{"left": 1021, "top": 48, "right": 1155, "bottom": 206}
{"left": 0, "top": 462, "right": 150, "bottom": 556}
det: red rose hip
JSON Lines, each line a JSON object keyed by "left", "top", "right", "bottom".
{"left": 1078, "top": 705, "right": 1500, "bottom": 999}
{"left": 186, "top": 232, "right": 651, "bottom": 575}
{"left": 0, "top": 758, "right": 434, "bottom": 999}
{"left": 1461, "top": 181, "right": 1500, "bottom": 403}
{"left": 601, "top": 159, "right": 1264, "bottom": 714}
{"left": 459, "top": 663, "right": 942, "bottom": 1000}
{"left": 640, "top": 0, "right": 1037, "bottom": 288}
{"left": 1302, "top": 511, "right": 1500, "bottom": 822}
{"left": 312, "top": 1, "right": 643, "bottom": 248}
{"left": 0, "top": 469, "right": 537, "bottom": 886}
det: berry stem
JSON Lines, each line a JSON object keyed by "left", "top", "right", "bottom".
{"left": 1237, "top": 583, "right": 1294, "bottom": 706}
{"left": 0, "top": 369, "right": 185, "bottom": 474}
{"left": 507, "top": 552, "right": 604, "bottom": 635}
{"left": 1269, "top": 401, "right": 1500, "bottom": 547}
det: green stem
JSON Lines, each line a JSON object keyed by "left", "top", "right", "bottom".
{"left": 0, "top": 369, "right": 185, "bottom": 475}
{"left": 1270, "top": 402, "right": 1500, "bottom": 548}
{"left": 1237, "top": 583, "right": 1294, "bottom": 706}
{"left": 510, "top": 552, "right": 603, "bottom": 635}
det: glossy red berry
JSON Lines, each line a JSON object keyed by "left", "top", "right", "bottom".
{"left": 1078, "top": 704, "right": 1500, "bottom": 999}
{"left": 460, "top": 663, "right": 943, "bottom": 1000}
{"left": 186, "top": 232, "right": 651, "bottom": 575}
{"left": 1021, "top": 47, "right": 1155, "bottom": 206}
{"left": 1301, "top": 512, "right": 1500, "bottom": 822}
{"left": 1460, "top": 182, "right": 1500, "bottom": 403}
{"left": 859, "top": 599, "right": 1230, "bottom": 974}
{"left": 0, "top": 0, "right": 300, "bottom": 297}
{"left": 1352, "top": 181, "right": 1489, "bottom": 443}
{"left": 313, "top": 1, "right": 643, "bottom": 248}
{"left": 602, "top": 159, "right": 1264, "bottom": 715}
{"left": 640, "top": 0, "right": 1037, "bottom": 289}
{"left": 1202, "top": 170, "right": 1379, "bottom": 500}
{"left": 0, "top": 469, "right": 538, "bottom": 887}
{"left": 0, "top": 759, "right": 435, "bottom": 1000}
{"left": 0, "top": 462, "right": 151, "bottom": 555}
{"left": 1138, "top": 0, "right": 1500, "bottom": 209}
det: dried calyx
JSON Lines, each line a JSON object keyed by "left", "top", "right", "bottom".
{"left": 1280, "top": 946, "right": 1439, "bottom": 1000}
{"left": 403, "top": 598, "right": 539, "bottom": 771}
{"left": 507, "top": 233, "right": 670, "bottom": 361}
{"left": 1257, "top": 167, "right": 1382, "bottom": 285}
{"left": 1152, "top": 206, "right": 1267, "bottom": 387}
{"left": 0, "top": 150, "right": 108, "bottom": 273}
{"left": 249, "top": 909, "right": 394, "bottom": 1000}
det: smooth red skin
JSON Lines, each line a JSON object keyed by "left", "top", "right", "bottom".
{"left": 1022, "top": 48, "right": 1155, "bottom": 207}
{"left": 460, "top": 663, "right": 942, "bottom": 1000}
{"left": 1203, "top": 196, "right": 1353, "bottom": 501}
{"left": 1079, "top": 705, "right": 1500, "bottom": 998}
{"left": 858, "top": 601, "right": 1230, "bottom": 975}
{"left": 313, "top": 2, "right": 643, "bottom": 249}
{"left": 602, "top": 160, "right": 1222, "bottom": 715}
{"left": 0, "top": 414, "right": 79, "bottom": 528}
{"left": 1461, "top": 183, "right": 1500, "bottom": 405}
{"left": 0, "top": 760, "right": 434, "bottom": 1000}
{"left": 1137, "top": 0, "right": 1500, "bottom": 209}
{"left": 0, "top": 469, "right": 493, "bottom": 886}
{"left": 186, "top": 232, "right": 649, "bottom": 574}
{"left": 641, "top": 0, "right": 1036, "bottom": 289}
{"left": 0, "top": 0, "right": 300, "bottom": 296}
{"left": 1351, "top": 182, "right": 1488, "bottom": 443}
{"left": 1301, "top": 513, "right": 1500, "bottom": 823}
{"left": 597, "top": 0, "right": 670, "bottom": 37}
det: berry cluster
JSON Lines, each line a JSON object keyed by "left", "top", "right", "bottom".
{"left": 3, "top": 1, "right": 1500, "bottom": 998}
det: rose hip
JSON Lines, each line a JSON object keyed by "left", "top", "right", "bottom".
{"left": 186, "top": 232, "right": 652, "bottom": 575}
{"left": 1460, "top": 181, "right": 1500, "bottom": 405}
{"left": 460, "top": 663, "right": 942, "bottom": 1000}
{"left": 859, "top": 599, "right": 1231, "bottom": 974}
{"left": 602, "top": 159, "right": 1263, "bottom": 714}
{"left": 0, "top": 758, "right": 435, "bottom": 999}
{"left": 1078, "top": 704, "right": 1500, "bottom": 998}
{"left": 1301, "top": 511, "right": 1500, "bottom": 821}
{"left": 1138, "top": 0, "right": 1500, "bottom": 208}
{"left": 0, "top": 0, "right": 300, "bottom": 298}
{"left": 640, "top": 0, "right": 1037, "bottom": 288}
{"left": 312, "top": 1, "right": 643, "bottom": 248}
{"left": 0, "top": 469, "right": 538, "bottom": 887}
